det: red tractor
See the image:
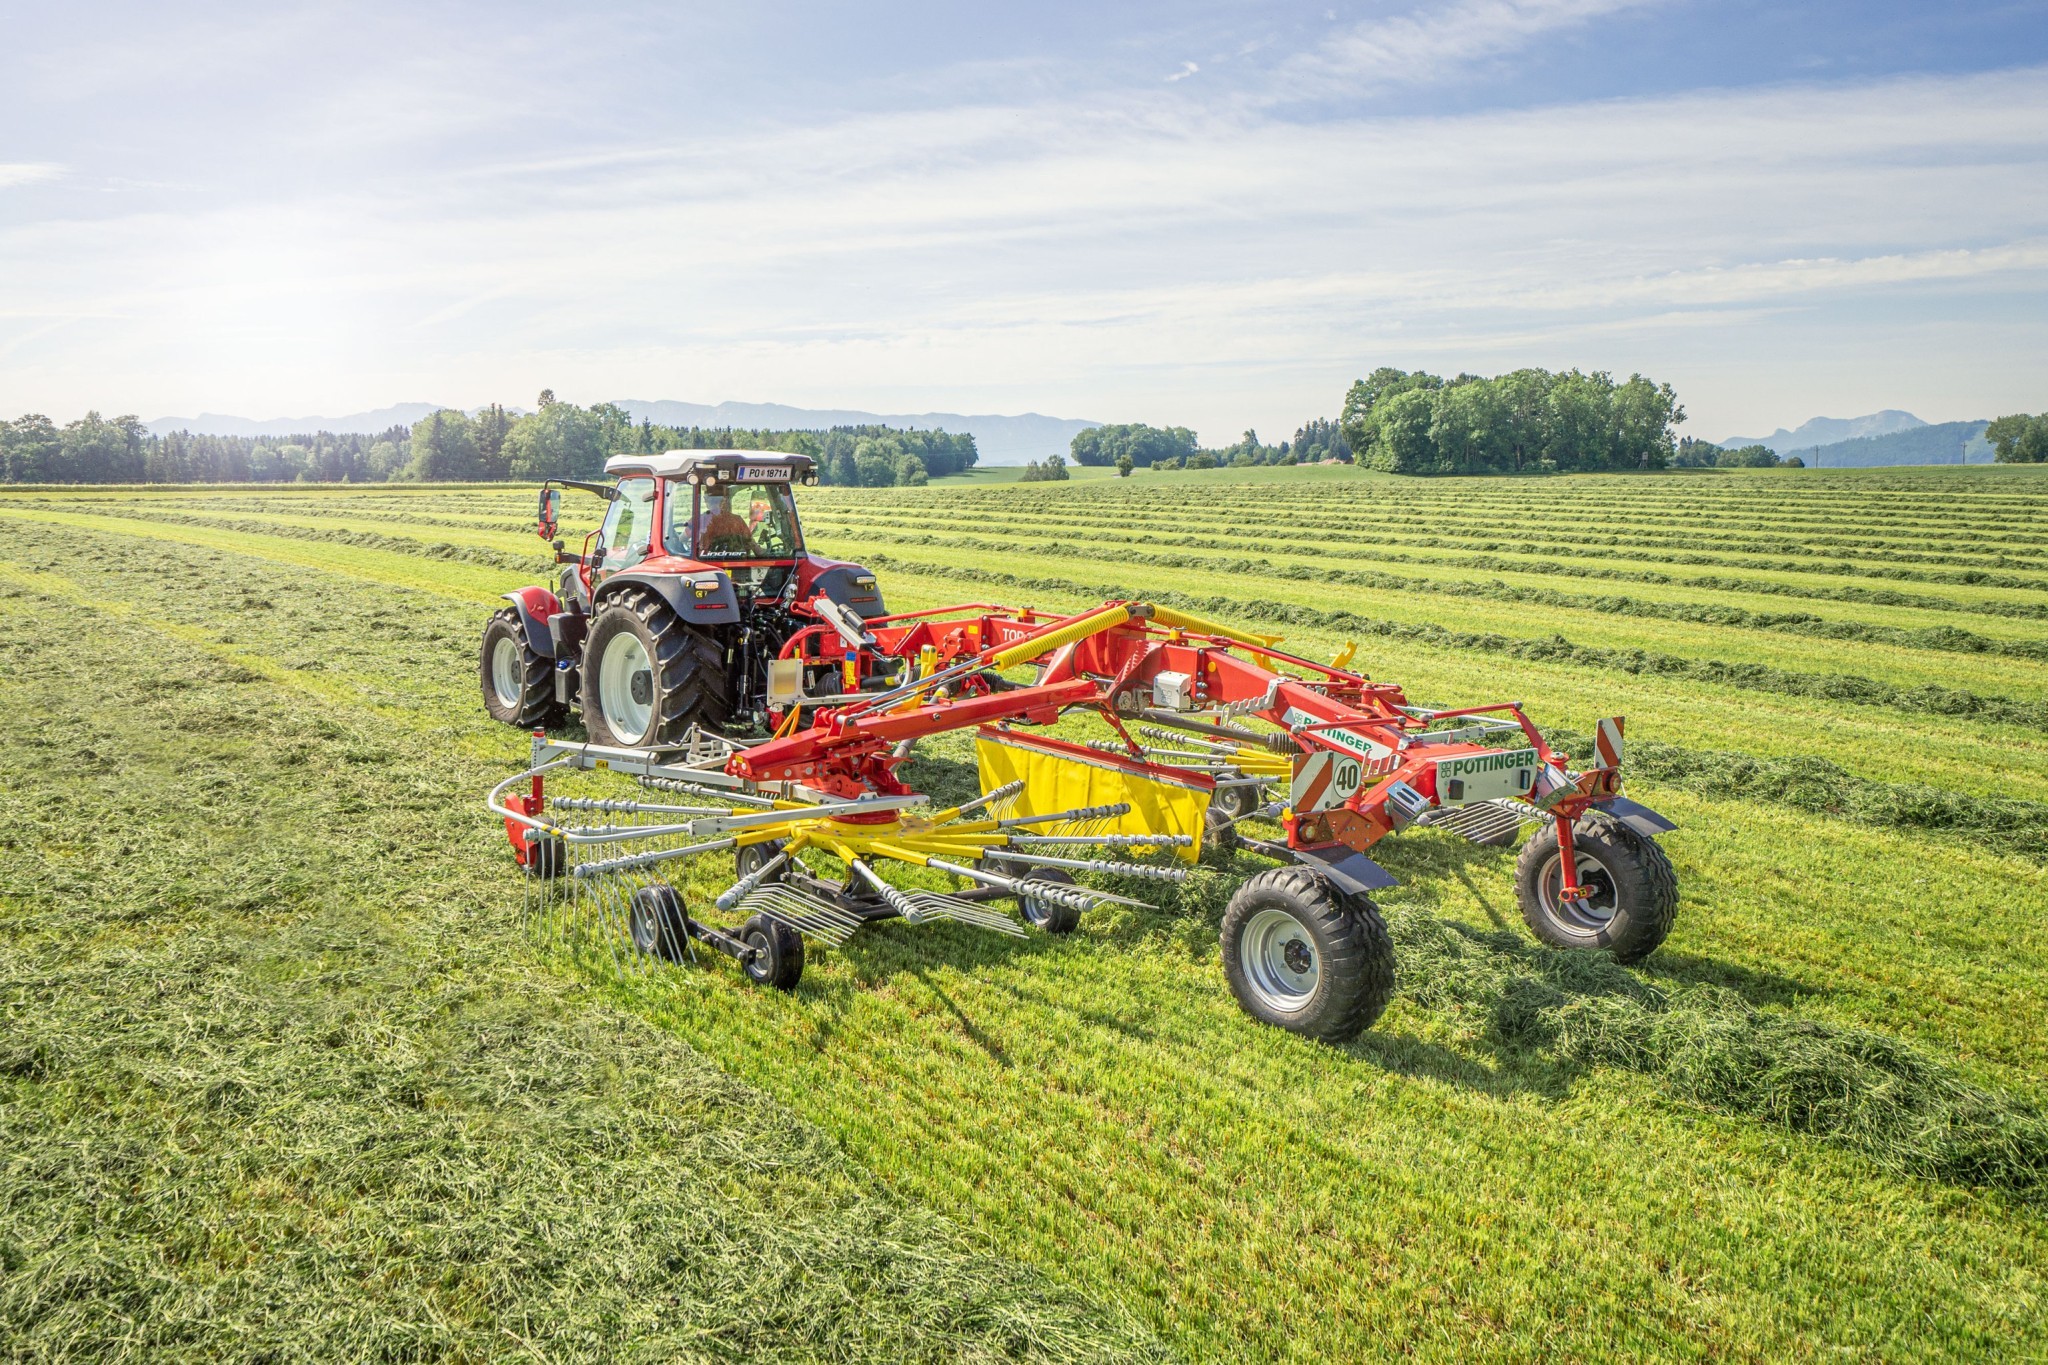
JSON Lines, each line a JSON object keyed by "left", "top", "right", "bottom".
{"left": 480, "top": 451, "right": 891, "bottom": 745}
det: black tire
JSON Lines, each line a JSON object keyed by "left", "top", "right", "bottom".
{"left": 1202, "top": 804, "right": 1241, "bottom": 859}
{"left": 736, "top": 838, "right": 789, "bottom": 885}
{"left": 523, "top": 831, "right": 566, "bottom": 879}
{"left": 581, "top": 590, "right": 733, "bottom": 747}
{"left": 630, "top": 883, "right": 691, "bottom": 963}
{"left": 480, "top": 608, "right": 562, "bottom": 729}
{"left": 1514, "top": 811, "right": 1678, "bottom": 963}
{"left": 978, "top": 857, "right": 1082, "bottom": 933}
{"left": 740, "top": 914, "right": 804, "bottom": 990}
{"left": 1220, "top": 866, "right": 1395, "bottom": 1042}
{"left": 1214, "top": 781, "right": 1262, "bottom": 821}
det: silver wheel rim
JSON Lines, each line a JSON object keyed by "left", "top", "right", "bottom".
{"left": 1240, "top": 907, "right": 1319, "bottom": 1014}
{"left": 490, "top": 636, "right": 523, "bottom": 708}
{"left": 599, "top": 630, "right": 655, "bottom": 742}
{"left": 1537, "top": 850, "right": 1619, "bottom": 929}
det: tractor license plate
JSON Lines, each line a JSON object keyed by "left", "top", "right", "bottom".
{"left": 738, "top": 464, "right": 792, "bottom": 481}
{"left": 1433, "top": 748, "right": 1538, "bottom": 805}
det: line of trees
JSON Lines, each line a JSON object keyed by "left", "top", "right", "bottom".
{"left": 1070, "top": 419, "right": 1352, "bottom": 472}
{"left": 1340, "top": 367, "right": 1684, "bottom": 474}
{"left": 0, "top": 393, "right": 975, "bottom": 487}
{"left": 1672, "top": 437, "right": 1804, "bottom": 469}
{"left": 1988, "top": 412, "right": 2048, "bottom": 463}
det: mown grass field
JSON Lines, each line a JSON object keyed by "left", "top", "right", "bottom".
{"left": 4, "top": 462, "right": 2047, "bottom": 1361}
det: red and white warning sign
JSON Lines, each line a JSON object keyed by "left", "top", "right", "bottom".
{"left": 1291, "top": 749, "right": 1367, "bottom": 813}
{"left": 1593, "top": 716, "right": 1625, "bottom": 769}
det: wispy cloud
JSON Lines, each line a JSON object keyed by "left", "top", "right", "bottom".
{"left": 1288, "top": 0, "right": 1666, "bottom": 89}
{"left": 0, "top": 162, "right": 63, "bottom": 189}
{"left": 1167, "top": 61, "right": 1200, "bottom": 82}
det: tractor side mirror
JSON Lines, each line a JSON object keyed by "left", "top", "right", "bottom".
{"left": 536, "top": 487, "right": 560, "bottom": 541}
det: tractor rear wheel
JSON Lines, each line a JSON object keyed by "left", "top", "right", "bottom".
{"left": 630, "top": 883, "right": 690, "bottom": 962}
{"left": 582, "top": 590, "right": 733, "bottom": 747}
{"left": 480, "top": 609, "right": 562, "bottom": 729}
{"left": 1514, "top": 811, "right": 1677, "bottom": 963}
{"left": 740, "top": 914, "right": 804, "bottom": 990}
{"left": 1220, "top": 866, "right": 1394, "bottom": 1042}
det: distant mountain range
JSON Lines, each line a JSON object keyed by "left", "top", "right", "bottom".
{"left": 1715, "top": 410, "right": 1993, "bottom": 467}
{"left": 146, "top": 399, "right": 1101, "bottom": 465}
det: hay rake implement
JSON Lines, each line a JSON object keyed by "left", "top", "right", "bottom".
{"left": 488, "top": 590, "right": 1682, "bottom": 1042}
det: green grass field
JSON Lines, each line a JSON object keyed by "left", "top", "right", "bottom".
{"left": 5, "top": 463, "right": 2046, "bottom": 1360}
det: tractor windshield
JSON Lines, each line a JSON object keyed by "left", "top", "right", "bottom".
{"left": 668, "top": 481, "right": 802, "bottom": 560}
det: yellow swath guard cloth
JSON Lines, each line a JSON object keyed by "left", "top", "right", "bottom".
{"left": 974, "top": 728, "right": 1209, "bottom": 864}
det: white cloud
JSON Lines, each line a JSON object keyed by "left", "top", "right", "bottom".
{"left": 1167, "top": 61, "right": 1200, "bottom": 82}
{"left": 1289, "top": 0, "right": 1666, "bottom": 90}
{"left": 0, "top": 163, "right": 63, "bottom": 189}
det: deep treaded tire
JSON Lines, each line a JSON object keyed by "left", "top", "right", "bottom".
{"left": 1514, "top": 810, "right": 1678, "bottom": 963}
{"left": 1220, "top": 866, "right": 1395, "bottom": 1042}
{"left": 740, "top": 914, "right": 804, "bottom": 990}
{"left": 480, "top": 608, "right": 562, "bottom": 729}
{"left": 582, "top": 589, "right": 733, "bottom": 747}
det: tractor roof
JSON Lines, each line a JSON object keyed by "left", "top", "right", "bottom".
{"left": 605, "top": 449, "right": 818, "bottom": 484}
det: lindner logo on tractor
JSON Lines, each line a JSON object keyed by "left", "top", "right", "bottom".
{"left": 482, "top": 450, "right": 1681, "bottom": 1046}
{"left": 1291, "top": 749, "right": 1365, "bottom": 812}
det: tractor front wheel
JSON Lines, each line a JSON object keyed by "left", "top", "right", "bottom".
{"left": 480, "top": 609, "right": 562, "bottom": 729}
{"left": 582, "top": 591, "right": 733, "bottom": 747}
{"left": 1514, "top": 811, "right": 1677, "bottom": 962}
{"left": 1220, "top": 866, "right": 1394, "bottom": 1042}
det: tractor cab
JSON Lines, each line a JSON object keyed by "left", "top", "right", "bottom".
{"left": 590, "top": 450, "right": 818, "bottom": 599}
{"left": 490, "top": 449, "right": 890, "bottom": 746}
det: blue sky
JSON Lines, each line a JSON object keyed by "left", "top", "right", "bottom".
{"left": 3, "top": 1, "right": 2045, "bottom": 441}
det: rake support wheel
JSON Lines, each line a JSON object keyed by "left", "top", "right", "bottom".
{"left": 1515, "top": 810, "right": 1678, "bottom": 963}
{"left": 1220, "top": 866, "right": 1394, "bottom": 1042}
{"left": 740, "top": 914, "right": 804, "bottom": 990}
{"left": 582, "top": 589, "right": 733, "bottom": 747}
{"left": 630, "top": 883, "right": 690, "bottom": 963}
{"left": 481, "top": 608, "right": 562, "bottom": 729}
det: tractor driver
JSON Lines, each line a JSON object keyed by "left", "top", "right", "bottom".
{"left": 694, "top": 488, "right": 757, "bottom": 557}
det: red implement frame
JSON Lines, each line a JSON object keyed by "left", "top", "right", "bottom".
{"left": 728, "top": 600, "right": 1618, "bottom": 871}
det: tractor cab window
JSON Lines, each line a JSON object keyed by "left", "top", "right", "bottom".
{"left": 667, "top": 481, "right": 802, "bottom": 560}
{"left": 595, "top": 477, "right": 655, "bottom": 577}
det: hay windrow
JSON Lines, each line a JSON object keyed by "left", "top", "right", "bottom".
{"left": 861, "top": 554, "right": 2048, "bottom": 738}
{"left": 1377, "top": 906, "right": 2048, "bottom": 1198}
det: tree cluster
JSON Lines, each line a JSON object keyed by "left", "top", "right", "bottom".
{"left": 1069, "top": 423, "right": 1198, "bottom": 468}
{"left": 0, "top": 413, "right": 418, "bottom": 484}
{"left": 1339, "top": 366, "right": 1684, "bottom": 475}
{"left": 1988, "top": 413, "right": 2048, "bottom": 463}
{"left": 1018, "top": 453, "right": 1070, "bottom": 482}
{"left": 1672, "top": 437, "right": 1804, "bottom": 470}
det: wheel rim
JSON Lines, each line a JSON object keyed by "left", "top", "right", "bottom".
{"left": 744, "top": 928, "right": 772, "bottom": 981}
{"left": 1240, "top": 907, "right": 1319, "bottom": 1014}
{"left": 1537, "top": 850, "right": 1620, "bottom": 929}
{"left": 599, "top": 630, "right": 656, "bottom": 742}
{"left": 490, "top": 636, "right": 523, "bottom": 708}
{"left": 631, "top": 904, "right": 657, "bottom": 955}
